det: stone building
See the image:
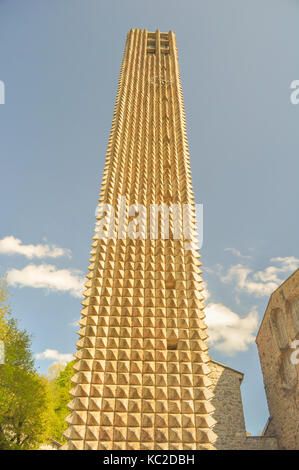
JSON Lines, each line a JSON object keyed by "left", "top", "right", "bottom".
{"left": 209, "top": 361, "right": 278, "bottom": 449}
{"left": 256, "top": 269, "right": 299, "bottom": 450}
{"left": 211, "top": 269, "right": 298, "bottom": 450}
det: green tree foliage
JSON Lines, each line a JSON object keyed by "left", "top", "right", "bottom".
{"left": 0, "top": 276, "right": 75, "bottom": 448}
{"left": 0, "top": 277, "right": 53, "bottom": 449}
{"left": 48, "top": 359, "right": 75, "bottom": 443}
{"left": 0, "top": 318, "right": 53, "bottom": 449}
{"left": 0, "top": 276, "right": 10, "bottom": 340}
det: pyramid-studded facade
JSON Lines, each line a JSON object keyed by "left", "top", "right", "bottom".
{"left": 62, "top": 29, "right": 217, "bottom": 450}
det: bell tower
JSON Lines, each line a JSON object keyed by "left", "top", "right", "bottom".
{"left": 62, "top": 29, "right": 217, "bottom": 450}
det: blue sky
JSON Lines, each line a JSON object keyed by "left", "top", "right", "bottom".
{"left": 0, "top": 0, "right": 298, "bottom": 435}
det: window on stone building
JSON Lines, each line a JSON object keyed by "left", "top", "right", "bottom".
{"left": 290, "top": 297, "right": 299, "bottom": 336}
{"left": 167, "top": 338, "right": 178, "bottom": 350}
{"left": 147, "top": 33, "right": 156, "bottom": 54}
{"left": 271, "top": 308, "right": 289, "bottom": 350}
{"left": 160, "top": 39, "right": 170, "bottom": 54}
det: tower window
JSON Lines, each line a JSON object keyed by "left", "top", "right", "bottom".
{"left": 167, "top": 339, "right": 178, "bottom": 350}
{"left": 161, "top": 40, "right": 170, "bottom": 54}
{"left": 147, "top": 33, "right": 156, "bottom": 54}
{"left": 146, "top": 33, "right": 170, "bottom": 55}
{"left": 165, "top": 280, "right": 176, "bottom": 289}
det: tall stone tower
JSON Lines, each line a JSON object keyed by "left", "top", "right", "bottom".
{"left": 63, "top": 29, "right": 216, "bottom": 450}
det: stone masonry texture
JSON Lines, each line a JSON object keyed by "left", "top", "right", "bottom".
{"left": 256, "top": 269, "right": 299, "bottom": 450}
{"left": 209, "top": 361, "right": 278, "bottom": 450}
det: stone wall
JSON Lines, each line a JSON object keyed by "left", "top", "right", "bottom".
{"left": 209, "top": 360, "right": 246, "bottom": 449}
{"left": 243, "top": 436, "right": 278, "bottom": 450}
{"left": 209, "top": 360, "right": 278, "bottom": 450}
{"left": 256, "top": 269, "right": 299, "bottom": 450}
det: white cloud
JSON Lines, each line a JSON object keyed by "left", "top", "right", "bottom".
{"left": 202, "top": 281, "right": 210, "bottom": 301}
{"left": 205, "top": 303, "right": 259, "bottom": 354}
{"left": 220, "top": 257, "right": 299, "bottom": 297}
{"left": 224, "top": 248, "right": 251, "bottom": 259}
{"left": 35, "top": 349, "right": 74, "bottom": 362}
{"left": 270, "top": 256, "right": 299, "bottom": 272}
{"left": 221, "top": 264, "right": 278, "bottom": 296}
{"left": 0, "top": 236, "right": 71, "bottom": 259}
{"left": 7, "top": 264, "right": 85, "bottom": 298}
